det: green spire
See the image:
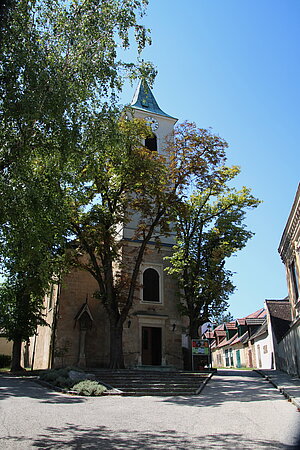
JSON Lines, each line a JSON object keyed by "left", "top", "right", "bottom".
{"left": 131, "top": 79, "right": 175, "bottom": 119}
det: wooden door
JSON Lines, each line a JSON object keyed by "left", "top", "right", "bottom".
{"left": 142, "top": 326, "right": 162, "bottom": 366}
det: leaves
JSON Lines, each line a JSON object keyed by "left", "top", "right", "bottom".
{"left": 0, "top": 0, "right": 154, "bottom": 353}
{"left": 165, "top": 163, "right": 260, "bottom": 337}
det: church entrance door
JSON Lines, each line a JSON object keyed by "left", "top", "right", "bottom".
{"left": 142, "top": 326, "right": 162, "bottom": 366}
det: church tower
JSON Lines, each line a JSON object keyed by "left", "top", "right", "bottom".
{"left": 28, "top": 80, "right": 184, "bottom": 370}
{"left": 122, "top": 80, "right": 177, "bottom": 245}
{"left": 121, "top": 80, "right": 183, "bottom": 368}
{"left": 130, "top": 79, "right": 177, "bottom": 154}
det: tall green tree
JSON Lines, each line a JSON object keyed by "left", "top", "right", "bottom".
{"left": 166, "top": 165, "right": 260, "bottom": 339}
{"left": 0, "top": 0, "right": 154, "bottom": 370}
{"left": 66, "top": 120, "right": 230, "bottom": 368}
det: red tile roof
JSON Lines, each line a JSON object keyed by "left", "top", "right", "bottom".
{"left": 236, "top": 318, "right": 246, "bottom": 326}
{"left": 245, "top": 308, "right": 266, "bottom": 319}
{"left": 214, "top": 330, "right": 226, "bottom": 337}
{"left": 225, "top": 321, "right": 237, "bottom": 330}
{"left": 218, "top": 332, "right": 238, "bottom": 348}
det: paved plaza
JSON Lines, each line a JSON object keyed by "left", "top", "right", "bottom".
{"left": 0, "top": 370, "right": 300, "bottom": 449}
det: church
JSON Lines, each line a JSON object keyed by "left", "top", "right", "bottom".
{"left": 29, "top": 81, "right": 186, "bottom": 370}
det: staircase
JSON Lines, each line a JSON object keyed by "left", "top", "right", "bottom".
{"left": 92, "top": 369, "right": 209, "bottom": 396}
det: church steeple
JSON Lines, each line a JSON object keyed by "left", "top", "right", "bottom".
{"left": 131, "top": 79, "right": 176, "bottom": 119}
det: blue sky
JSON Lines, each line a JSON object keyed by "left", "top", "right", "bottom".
{"left": 120, "top": 0, "right": 300, "bottom": 319}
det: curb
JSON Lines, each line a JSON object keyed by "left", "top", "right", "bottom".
{"left": 255, "top": 370, "right": 300, "bottom": 410}
{"left": 196, "top": 372, "right": 214, "bottom": 395}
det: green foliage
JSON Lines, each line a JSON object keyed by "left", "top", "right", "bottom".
{"left": 72, "top": 380, "right": 107, "bottom": 396}
{"left": 0, "top": 275, "right": 48, "bottom": 341}
{"left": 211, "top": 311, "right": 234, "bottom": 326}
{"left": 0, "top": 0, "right": 154, "bottom": 369}
{"left": 166, "top": 164, "right": 260, "bottom": 337}
{"left": 40, "top": 368, "right": 107, "bottom": 395}
{"left": 40, "top": 367, "right": 71, "bottom": 382}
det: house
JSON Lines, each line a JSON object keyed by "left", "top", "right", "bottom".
{"left": 210, "top": 308, "right": 272, "bottom": 369}
{"left": 28, "top": 81, "right": 185, "bottom": 370}
{"left": 264, "top": 298, "right": 291, "bottom": 371}
{"left": 277, "top": 183, "right": 300, "bottom": 376}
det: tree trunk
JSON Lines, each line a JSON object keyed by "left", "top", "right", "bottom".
{"left": 189, "top": 320, "right": 200, "bottom": 339}
{"left": 109, "top": 321, "right": 125, "bottom": 369}
{"left": 11, "top": 338, "right": 24, "bottom": 372}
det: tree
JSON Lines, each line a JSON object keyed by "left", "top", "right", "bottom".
{"left": 0, "top": 147, "right": 69, "bottom": 370}
{"left": 211, "top": 311, "right": 234, "bottom": 326}
{"left": 166, "top": 165, "right": 260, "bottom": 339}
{"left": 0, "top": 0, "right": 154, "bottom": 370}
{"left": 65, "top": 120, "right": 230, "bottom": 368}
{"left": 0, "top": 276, "right": 47, "bottom": 371}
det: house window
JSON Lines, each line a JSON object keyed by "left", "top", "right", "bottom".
{"left": 143, "top": 268, "right": 160, "bottom": 303}
{"left": 290, "top": 260, "right": 299, "bottom": 301}
{"left": 145, "top": 136, "right": 157, "bottom": 152}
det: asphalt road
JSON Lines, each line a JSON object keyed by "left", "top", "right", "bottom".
{"left": 0, "top": 369, "right": 299, "bottom": 449}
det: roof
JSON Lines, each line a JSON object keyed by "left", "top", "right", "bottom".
{"left": 214, "top": 324, "right": 226, "bottom": 331}
{"left": 225, "top": 321, "right": 237, "bottom": 330}
{"left": 218, "top": 332, "right": 239, "bottom": 348}
{"left": 131, "top": 80, "right": 177, "bottom": 119}
{"left": 235, "top": 308, "right": 266, "bottom": 327}
{"left": 246, "top": 317, "right": 266, "bottom": 326}
{"left": 214, "top": 330, "right": 226, "bottom": 337}
{"left": 245, "top": 308, "right": 266, "bottom": 319}
{"left": 240, "top": 331, "right": 249, "bottom": 344}
{"left": 74, "top": 302, "right": 94, "bottom": 323}
{"left": 236, "top": 318, "right": 246, "bottom": 326}
{"left": 203, "top": 331, "right": 214, "bottom": 339}
{"left": 250, "top": 319, "right": 268, "bottom": 341}
{"left": 266, "top": 300, "right": 292, "bottom": 342}
{"left": 230, "top": 330, "right": 249, "bottom": 346}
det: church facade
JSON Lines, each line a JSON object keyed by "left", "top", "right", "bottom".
{"left": 29, "top": 82, "right": 186, "bottom": 370}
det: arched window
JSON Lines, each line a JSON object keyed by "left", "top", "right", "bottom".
{"left": 143, "top": 268, "right": 160, "bottom": 302}
{"left": 145, "top": 136, "right": 157, "bottom": 152}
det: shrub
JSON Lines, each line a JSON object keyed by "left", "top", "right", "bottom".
{"left": 40, "top": 368, "right": 70, "bottom": 382}
{"left": 39, "top": 368, "right": 106, "bottom": 395}
{"left": 55, "top": 376, "right": 74, "bottom": 389}
{"left": 72, "top": 380, "right": 107, "bottom": 396}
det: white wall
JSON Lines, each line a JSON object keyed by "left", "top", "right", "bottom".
{"left": 253, "top": 334, "right": 273, "bottom": 369}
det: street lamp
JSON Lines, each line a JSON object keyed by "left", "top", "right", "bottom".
{"left": 206, "top": 323, "right": 212, "bottom": 370}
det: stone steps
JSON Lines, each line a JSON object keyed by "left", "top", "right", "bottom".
{"left": 92, "top": 369, "right": 208, "bottom": 396}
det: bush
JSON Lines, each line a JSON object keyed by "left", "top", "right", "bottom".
{"left": 39, "top": 368, "right": 107, "bottom": 395}
{"left": 40, "top": 368, "right": 71, "bottom": 382}
{"left": 72, "top": 380, "right": 107, "bottom": 396}
{"left": 0, "top": 354, "right": 11, "bottom": 368}
{"left": 55, "top": 376, "right": 74, "bottom": 389}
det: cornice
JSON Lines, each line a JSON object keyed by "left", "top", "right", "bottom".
{"left": 278, "top": 183, "right": 300, "bottom": 264}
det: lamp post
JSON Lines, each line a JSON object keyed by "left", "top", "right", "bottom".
{"left": 207, "top": 323, "right": 212, "bottom": 370}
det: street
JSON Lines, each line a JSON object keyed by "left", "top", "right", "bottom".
{"left": 0, "top": 370, "right": 299, "bottom": 449}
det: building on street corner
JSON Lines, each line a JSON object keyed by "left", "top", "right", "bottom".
{"left": 277, "top": 183, "right": 300, "bottom": 376}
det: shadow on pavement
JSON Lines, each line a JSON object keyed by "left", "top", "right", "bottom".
{"left": 160, "top": 370, "right": 293, "bottom": 408}
{"left": 0, "top": 375, "right": 86, "bottom": 404}
{"left": 2, "top": 424, "right": 296, "bottom": 449}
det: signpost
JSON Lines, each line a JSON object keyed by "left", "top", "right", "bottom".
{"left": 191, "top": 339, "right": 209, "bottom": 371}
